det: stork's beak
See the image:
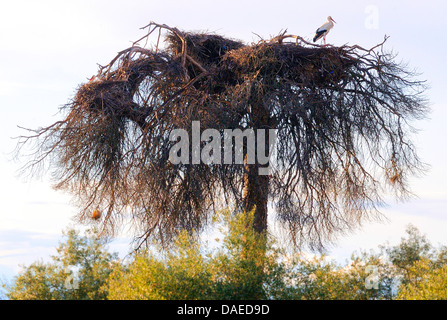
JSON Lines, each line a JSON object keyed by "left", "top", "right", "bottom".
{"left": 331, "top": 17, "right": 336, "bottom": 23}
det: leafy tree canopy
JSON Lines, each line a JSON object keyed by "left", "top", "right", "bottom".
{"left": 3, "top": 228, "right": 118, "bottom": 300}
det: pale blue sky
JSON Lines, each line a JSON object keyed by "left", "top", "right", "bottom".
{"left": 1, "top": 0, "right": 447, "bottom": 280}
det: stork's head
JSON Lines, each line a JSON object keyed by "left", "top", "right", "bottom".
{"left": 328, "top": 16, "right": 336, "bottom": 23}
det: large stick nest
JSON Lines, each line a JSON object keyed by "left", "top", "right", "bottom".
{"left": 78, "top": 26, "right": 359, "bottom": 121}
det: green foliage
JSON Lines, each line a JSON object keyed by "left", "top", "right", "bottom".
{"left": 107, "top": 232, "right": 213, "bottom": 300}
{"left": 207, "top": 210, "right": 286, "bottom": 300}
{"left": 4, "top": 216, "right": 447, "bottom": 300}
{"left": 107, "top": 218, "right": 447, "bottom": 300}
{"left": 3, "top": 228, "right": 118, "bottom": 300}
{"left": 382, "top": 224, "right": 432, "bottom": 280}
{"left": 387, "top": 227, "right": 447, "bottom": 300}
{"left": 107, "top": 210, "right": 287, "bottom": 300}
{"left": 283, "top": 251, "right": 396, "bottom": 300}
{"left": 397, "top": 258, "right": 447, "bottom": 299}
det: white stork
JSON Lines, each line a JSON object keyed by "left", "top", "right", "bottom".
{"left": 313, "top": 16, "right": 336, "bottom": 45}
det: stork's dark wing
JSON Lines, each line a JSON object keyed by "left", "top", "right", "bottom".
{"left": 313, "top": 29, "right": 326, "bottom": 42}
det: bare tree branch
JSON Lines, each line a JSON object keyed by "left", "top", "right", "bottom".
{"left": 16, "top": 23, "right": 429, "bottom": 251}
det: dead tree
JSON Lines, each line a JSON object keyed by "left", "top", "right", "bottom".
{"left": 17, "top": 22, "right": 428, "bottom": 251}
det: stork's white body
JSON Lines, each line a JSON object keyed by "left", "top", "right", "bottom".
{"left": 317, "top": 21, "right": 334, "bottom": 35}
{"left": 313, "top": 16, "right": 336, "bottom": 45}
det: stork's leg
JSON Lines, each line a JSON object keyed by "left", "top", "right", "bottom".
{"left": 323, "top": 36, "right": 326, "bottom": 45}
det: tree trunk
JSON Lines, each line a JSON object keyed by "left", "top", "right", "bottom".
{"left": 240, "top": 82, "right": 271, "bottom": 299}
{"left": 243, "top": 86, "right": 271, "bottom": 234}
{"left": 241, "top": 155, "right": 269, "bottom": 299}
{"left": 242, "top": 161, "right": 269, "bottom": 233}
